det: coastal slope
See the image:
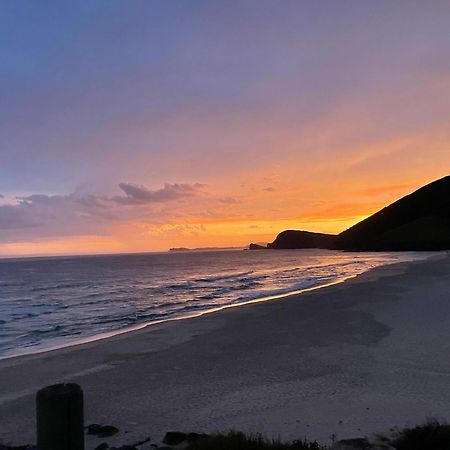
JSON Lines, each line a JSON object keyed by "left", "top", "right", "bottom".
{"left": 266, "top": 175, "right": 450, "bottom": 250}
{"left": 334, "top": 175, "right": 450, "bottom": 250}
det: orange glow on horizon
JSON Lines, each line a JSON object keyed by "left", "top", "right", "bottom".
{"left": 1, "top": 169, "right": 449, "bottom": 258}
{"left": 1, "top": 130, "right": 449, "bottom": 258}
{"left": 0, "top": 212, "right": 372, "bottom": 257}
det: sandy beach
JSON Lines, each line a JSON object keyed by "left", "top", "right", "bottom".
{"left": 0, "top": 253, "right": 449, "bottom": 447}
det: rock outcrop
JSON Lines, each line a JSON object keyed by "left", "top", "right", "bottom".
{"left": 249, "top": 243, "right": 267, "bottom": 250}
{"left": 267, "top": 230, "right": 336, "bottom": 249}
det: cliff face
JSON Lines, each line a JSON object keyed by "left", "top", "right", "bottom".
{"left": 266, "top": 175, "right": 450, "bottom": 251}
{"left": 267, "top": 230, "right": 336, "bottom": 249}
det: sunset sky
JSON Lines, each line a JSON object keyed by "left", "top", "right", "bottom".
{"left": 1, "top": 1, "right": 450, "bottom": 256}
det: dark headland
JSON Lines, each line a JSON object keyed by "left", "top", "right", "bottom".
{"left": 251, "top": 174, "right": 450, "bottom": 251}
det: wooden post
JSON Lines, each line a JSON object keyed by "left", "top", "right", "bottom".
{"left": 36, "top": 383, "right": 84, "bottom": 450}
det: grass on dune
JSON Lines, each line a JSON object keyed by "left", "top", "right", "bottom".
{"left": 388, "top": 420, "right": 450, "bottom": 450}
{"left": 185, "top": 431, "right": 327, "bottom": 450}
{"left": 185, "top": 421, "right": 450, "bottom": 450}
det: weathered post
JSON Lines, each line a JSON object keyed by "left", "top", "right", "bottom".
{"left": 36, "top": 383, "right": 84, "bottom": 450}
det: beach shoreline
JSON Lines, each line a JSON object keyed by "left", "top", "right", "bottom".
{"left": 0, "top": 252, "right": 449, "bottom": 447}
{"left": 0, "top": 251, "right": 430, "bottom": 362}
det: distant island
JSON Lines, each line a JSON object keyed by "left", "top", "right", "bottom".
{"left": 169, "top": 246, "right": 246, "bottom": 252}
{"left": 250, "top": 174, "right": 450, "bottom": 251}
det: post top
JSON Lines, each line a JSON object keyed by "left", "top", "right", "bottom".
{"left": 36, "top": 383, "right": 82, "bottom": 399}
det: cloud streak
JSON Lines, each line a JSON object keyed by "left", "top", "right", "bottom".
{"left": 115, "top": 182, "right": 206, "bottom": 205}
{"left": 0, "top": 182, "right": 213, "bottom": 243}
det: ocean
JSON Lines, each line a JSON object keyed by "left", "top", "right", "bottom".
{"left": 0, "top": 249, "right": 426, "bottom": 358}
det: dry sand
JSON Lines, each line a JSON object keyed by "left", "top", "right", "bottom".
{"left": 0, "top": 253, "right": 449, "bottom": 447}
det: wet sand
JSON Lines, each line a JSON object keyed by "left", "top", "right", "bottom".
{"left": 0, "top": 253, "right": 449, "bottom": 447}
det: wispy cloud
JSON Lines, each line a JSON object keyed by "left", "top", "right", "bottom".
{"left": 353, "top": 183, "right": 412, "bottom": 197}
{"left": 218, "top": 196, "right": 241, "bottom": 204}
{"left": 0, "top": 182, "right": 217, "bottom": 243}
{"left": 115, "top": 182, "right": 206, "bottom": 205}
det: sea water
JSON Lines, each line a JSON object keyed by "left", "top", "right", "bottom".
{"left": 0, "top": 249, "right": 426, "bottom": 358}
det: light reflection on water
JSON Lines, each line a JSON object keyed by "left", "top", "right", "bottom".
{"left": 0, "top": 249, "right": 426, "bottom": 357}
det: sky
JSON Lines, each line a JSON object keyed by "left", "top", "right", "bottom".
{"left": 1, "top": 1, "right": 450, "bottom": 256}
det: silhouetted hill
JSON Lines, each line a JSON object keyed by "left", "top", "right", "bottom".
{"left": 266, "top": 175, "right": 450, "bottom": 251}
{"left": 334, "top": 175, "right": 450, "bottom": 250}
{"left": 267, "top": 230, "right": 336, "bottom": 249}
